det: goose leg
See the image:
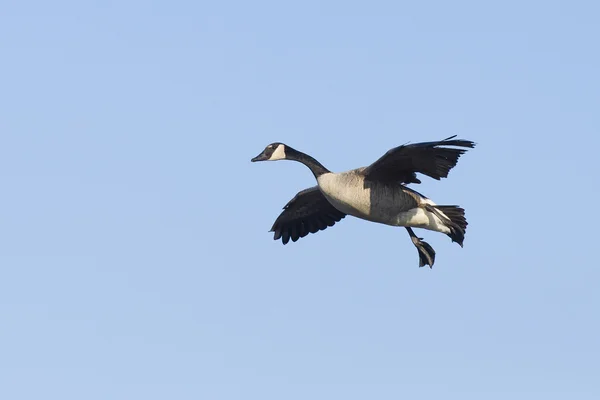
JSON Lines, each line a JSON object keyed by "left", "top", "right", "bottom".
{"left": 406, "top": 227, "right": 436, "bottom": 268}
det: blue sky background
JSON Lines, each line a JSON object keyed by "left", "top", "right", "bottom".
{"left": 1, "top": 1, "right": 599, "bottom": 399}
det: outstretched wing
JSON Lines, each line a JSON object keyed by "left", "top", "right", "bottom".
{"left": 270, "top": 186, "right": 346, "bottom": 244}
{"left": 363, "top": 135, "right": 476, "bottom": 184}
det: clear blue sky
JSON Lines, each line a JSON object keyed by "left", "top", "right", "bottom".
{"left": 1, "top": 1, "right": 599, "bottom": 399}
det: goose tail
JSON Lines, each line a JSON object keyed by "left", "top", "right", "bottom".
{"left": 426, "top": 205, "right": 468, "bottom": 247}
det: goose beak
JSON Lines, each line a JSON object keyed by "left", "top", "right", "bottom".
{"left": 251, "top": 152, "right": 268, "bottom": 162}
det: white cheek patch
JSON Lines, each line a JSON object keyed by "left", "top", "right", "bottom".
{"left": 268, "top": 145, "right": 286, "bottom": 160}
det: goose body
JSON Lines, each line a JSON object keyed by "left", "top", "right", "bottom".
{"left": 251, "top": 136, "right": 475, "bottom": 268}
{"left": 317, "top": 170, "right": 447, "bottom": 231}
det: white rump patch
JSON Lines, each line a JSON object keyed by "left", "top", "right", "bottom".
{"left": 395, "top": 207, "right": 451, "bottom": 234}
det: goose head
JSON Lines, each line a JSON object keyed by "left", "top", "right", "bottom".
{"left": 251, "top": 142, "right": 289, "bottom": 162}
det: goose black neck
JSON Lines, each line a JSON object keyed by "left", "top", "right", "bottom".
{"left": 286, "top": 147, "right": 330, "bottom": 178}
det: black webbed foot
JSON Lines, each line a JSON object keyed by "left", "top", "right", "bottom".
{"left": 406, "top": 228, "right": 436, "bottom": 268}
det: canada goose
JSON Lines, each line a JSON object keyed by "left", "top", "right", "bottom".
{"left": 251, "top": 136, "right": 475, "bottom": 267}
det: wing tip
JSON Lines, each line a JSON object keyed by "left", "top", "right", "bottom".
{"left": 442, "top": 135, "right": 477, "bottom": 148}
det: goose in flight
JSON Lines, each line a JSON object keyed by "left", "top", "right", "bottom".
{"left": 251, "top": 136, "right": 475, "bottom": 267}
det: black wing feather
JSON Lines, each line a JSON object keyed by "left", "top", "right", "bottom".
{"left": 270, "top": 186, "right": 346, "bottom": 244}
{"left": 363, "top": 135, "right": 476, "bottom": 184}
